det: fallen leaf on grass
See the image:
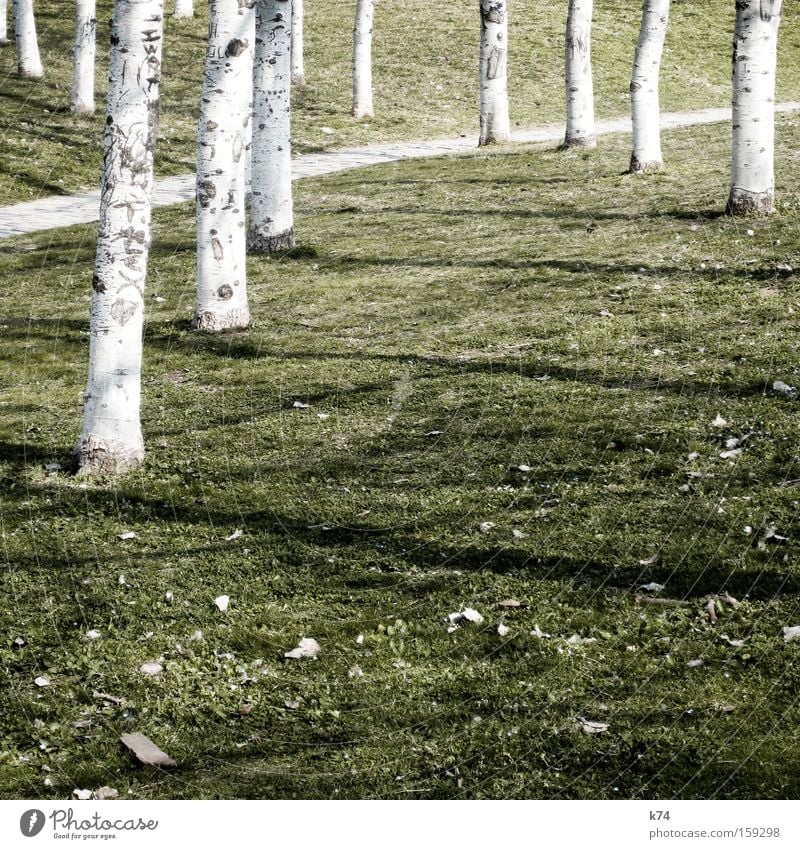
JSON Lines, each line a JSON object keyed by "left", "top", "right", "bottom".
{"left": 711, "top": 415, "right": 728, "bottom": 428}
{"left": 348, "top": 665, "right": 364, "bottom": 678}
{"left": 94, "top": 787, "right": 119, "bottom": 800}
{"left": 447, "top": 607, "right": 484, "bottom": 627}
{"left": 479, "top": 522, "right": 495, "bottom": 534}
{"left": 720, "top": 634, "right": 746, "bottom": 648}
{"left": 292, "top": 400, "right": 311, "bottom": 409}
{"left": 578, "top": 717, "right": 609, "bottom": 735}
{"left": 117, "top": 531, "right": 137, "bottom": 541}
{"left": 638, "top": 553, "right": 660, "bottom": 567}
{"left": 497, "top": 623, "right": 510, "bottom": 637}
{"left": 139, "top": 662, "right": 163, "bottom": 676}
{"left": 638, "top": 582, "right": 664, "bottom": 592}
{"left": 705, "top": 599, "right": 718, "bottom": 624}
{"left": 530, "top": 625, "right": 551, "bottom": 639}
{"left": 82, "top": 630, "right": 101, "bottom": 642}
{"left": 497, "top": 598, "right": 523, "bottom": 608}
{"left": 73, "top": 789, "right": 93, "bottom": 800}
{"left": 426, "top": 430, "right": 444, "bottom": 437}
{"left": 214, "top": 595, "right": 230, "bottom": 612}
{"left": 93, "top": 691, "right": 124, "bottom": 705}
{"left": 782, "top": 626, "right": 800, "bottom": 642}
{"left": 34, "top": 676, "right": 50, "bottom": 687}
{"left": 120, "top": 733, "right": 176, "bottom": 768}
{"left": 566, "top": 634, "right": 597, "bottom": 646}
{"left": 511, "top": 529, "right": 528, "bottom": 539}
{"left": 719, "top": 448, "right": 742, "bottom": 459}
{"left": 225, "top": 529, "right": 243, "bottom": 542}
{"left": 284, "top": 637, "right": 321, "bottom": 660}
{"left": 687, "top": 658, "right": 705, "bottom": 668}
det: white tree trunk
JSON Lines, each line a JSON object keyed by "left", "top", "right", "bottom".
{"left": 562, "top": 0, "right": 594, "bottom": 149}
{"left": 629, "top": 0, "right": 669, "bottom": 172}
{"left": 71, "top": 0, "right": 97, "bottom": 115}
{"left": 76, "top": 0, "right": 164, "bottom": 475}
{"left": 727, "top": 0, "right": 783, "bottom": 215}
{"left": 1, "top": 1, "right": 9, "bottom": 45}
{"left": 478, "top": 1, "right": 510, "bottom": 146}
{"left": 352, "top": 0, "right": 373, "bottom": 119}
{"left": 13, "top": 0, "right": 43, "bottom": 79}
{"left": 249, "top": 0, "right": 294, "bottom": 252}
{"left": 173, "top": 0, "right": 192, "bottom": 17}
{"left": 291, "top": 0, "right": 304, "bottom": 85}
{"left": 194, "top": 0, "right": 254, "bottom": 331}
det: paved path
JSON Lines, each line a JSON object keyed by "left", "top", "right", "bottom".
{"left": 1, "top": 102, "right": 798, "bottom": 240}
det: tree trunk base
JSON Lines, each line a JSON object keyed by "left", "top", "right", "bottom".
{"left": 18, "top": 66, "right": 44, "bottom": 79}
{"left": 352, "top": 109, "right": 374, "bottom": 120}
{"left": 559, "top": 135, "right": 597, "bottom": 151}
{"left": 478, "top": 134, "right": 512, "bottom": 147}
{"left": 71, "top": 101, "right": 95, "bottom": 116}
{"left": 291, "top": 73, "right": 305, "bottom": 86}
{"left": 726, "top": 187, "right": 774, "bottom": 216}
{"left": 247, "top": 227, "right": 295, "bottom": 253}
{"left": 73, "top": 436, "right": 144, "bottom": 476}
{"left": 191, "top": 308, "right": 251, "bottom": 332}
{"left": 628, "top": 155, "right": 663, "bottom": 174}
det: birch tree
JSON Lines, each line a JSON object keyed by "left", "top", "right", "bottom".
{"left": 173, "top": 0, "right": 192, "bottom": 17}
{"left": 352, "top": 0, "right": 374, "bottom": 119}
{"left": 249, "top": 0, "right": 294, "bottom": 252}
{"left": 13, "top": 0, "right": 43, "bottom": 79}
{"left": 291, "top": 0, "right": 304, "bottom": 85}
{"left": 1, "top": 1, "right": 8, "bottom": 45}
{"left": 75, "top": 0, "right": 164, "bottom": 475}
{"left": 629, "top": 0, "right": 669, "bottom": 172}
{"left": 194, "top": 0, "right": 254, "bottom": 331}
{"left": 71, "top": 0, "right": 97, "bottom": 115}
{"left": 727, "top": 0, "right": 783, "bottom": 215}
{"left": 478, "top": 0, "right": 510, "bottom": 146}
{"left": 562, "top": 0, "right": 594, "bottom": 149}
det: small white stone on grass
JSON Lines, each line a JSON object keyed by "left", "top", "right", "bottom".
{"left": 578, "top": 718, "right": 609, "bottom": 735}
{"left": 638, "top": 582, "right": 664, "bottom": 592}
{"left": 356, "top": 634, "right": 364, "bottom": 645}
{"left": 189, "top": 630, "right": 203, "bottom": 642}
{"left": 284, "top": 637, "right": 321, "bottom": 660}
{"left": 225, "top": 529, "right": 243, "bottom": 542}
{"left": 117, "top": 531, "right": 137, "bottom": 541}
{"left": 139, "top": 662, "right": 163, "bottom": 676}
{"left": 165, "top": 591, "right": 174, "bottom": 604}
{"left": 497, "top": 623, "right": 510, "bottom": 637}
{"left": 73, "top": 788, "right": 93, "bottom": 800}
{"left": 94, "top": 786, "right": 119, "bottom": 800}
{"left": 82, "top": 630, "right": 101, "bottom": 641}
{"left": 479, "top": 522, "right": 495, "bottom": 534}
{"left": 34, "top": 676, "right": 50, "bottom": 687}
{"left": 214, "top": 595, "right": 230, "bottom": 612}
{"left": 782, "top": 626, "right": 800, "bottom": 642}
{"left": 711, "top": 415, "right": 727, "bottom": 428}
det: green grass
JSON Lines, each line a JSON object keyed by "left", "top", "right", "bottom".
{"left": 0, "top": 1, "right": 798, "bottom": 203}
{"left": 2, "top": 115, "right": 800, "bottom": 798}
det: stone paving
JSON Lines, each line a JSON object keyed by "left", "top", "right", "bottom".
{"left": 0, "top": 102, "right": 797, "bottom": 240}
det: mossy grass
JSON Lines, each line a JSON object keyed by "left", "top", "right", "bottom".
{"left": 0, "top": 1, "right": 798, "bottom": 204}
{"left": 1, "top": 116, "right": 800, "bottom": 798}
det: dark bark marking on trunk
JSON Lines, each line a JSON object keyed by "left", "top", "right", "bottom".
{"left": 198, "top": 179, "right": 216, "bottom": 208}
{"left": 217, "top": 283, "right": 234, "bottom": 299}
{"left": 226, "top": 37, "right": 248, "bottom": 57}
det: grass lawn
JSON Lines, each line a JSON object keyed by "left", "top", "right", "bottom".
{"left": 1, "top": 114, "right": 800, "bottom": 798}
{"left": 0, "top": 1, "right": 798, "bottom": 204}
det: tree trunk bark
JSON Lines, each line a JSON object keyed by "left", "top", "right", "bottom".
{"left": 75, "top": 0, "right": 164, "bottom": 475}
{"left": 173, "top": 0, "right": 192, "bottom": 17}
{"left": 248, "top": 0, "right": 294, "bottom": 252}
{"left": 0, "top": 1, "right": 9, "bottom": 45}
{"left": 352, "top": 0, "right": 373, "bottom": 119}
{"left": 478, "top": 1, "right": 510, "bottom": 146}
{"left": 71, "top": 0, "right": 97, "bottom": 115}
{"left": 629, "top": 0, "right": 669, "bottom": 172}
{"left": 193, "top": 0, "right": 254, "bottom": 331}
{"left": 562, "top": 0, "right": 594, "bottom": 149}
{"left": 13, "top": 0, "right": 43, "bottom": 79}
{"left": 727, "top": 0, "right": 783, "bottom": 215}
{"left": 291, "top": 0, "right": 304, "bottom": 85}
